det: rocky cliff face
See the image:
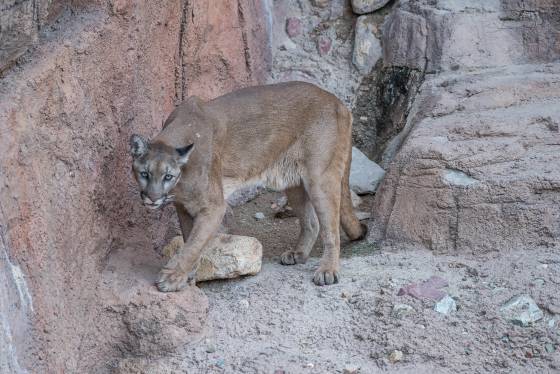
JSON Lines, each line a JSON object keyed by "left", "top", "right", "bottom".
{"left": 1, "top": 0, "right": 558, "bottom": 372}
{"left": 369, "top": 0, "right": 560, "bottom": 253}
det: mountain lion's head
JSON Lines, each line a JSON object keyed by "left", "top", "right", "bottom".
{"left": 129, "top": 134, "right": 194, "bottom": 209}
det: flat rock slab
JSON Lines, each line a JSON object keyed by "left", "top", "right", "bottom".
{"left": 398, "top": 276, "right": 449, "bottom": 301}
{"left": 163, "top": 234, "right": 263, "bottom": 282}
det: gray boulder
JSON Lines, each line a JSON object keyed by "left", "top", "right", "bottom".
{"left": 350, "top": 147, "right": 385, "bottom": 194}
{"left": 351, "top": 0, "right": 391, "bottom": 14}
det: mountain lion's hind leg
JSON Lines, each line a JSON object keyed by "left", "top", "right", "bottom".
{"left": 306, "top": 173, "right": 342, "bottom": 286}
{"left": 280, "top": 186, "right": 319, "bottom": 265}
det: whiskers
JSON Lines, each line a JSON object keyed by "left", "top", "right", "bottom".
{"left": 162, "top": 194, "right": 176, "bottom": 206}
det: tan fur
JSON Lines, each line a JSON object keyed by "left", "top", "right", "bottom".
{"left": 129, "top": 81, "right": 366, "bottom": 291}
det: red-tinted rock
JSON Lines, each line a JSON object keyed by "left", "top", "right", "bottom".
{"left": 397, "top": 276, "right": 449, "bottom": 301}
{"left": 286, "top": 17, "right": 303, "bottom": 38}
{"left": 317, "top": 36, "right": 332, "bottom": 56}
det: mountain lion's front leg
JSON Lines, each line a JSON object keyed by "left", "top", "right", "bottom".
{"left": 157, "top": 204, "right": 225, "bottom": 292}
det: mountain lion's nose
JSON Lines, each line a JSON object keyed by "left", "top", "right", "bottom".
{"left": 141, "top": 192, "right": 155, "bottom": 204}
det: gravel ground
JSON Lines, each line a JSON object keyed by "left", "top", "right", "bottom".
{"left": 162, "top": 192, "right": 560, "bottom": 373}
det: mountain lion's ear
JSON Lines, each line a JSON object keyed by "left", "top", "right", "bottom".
{"left": 130, "top": 134, "right": 148, "bottom": 158}
{"left": 176, "top": 143, "right": 194, "bottom": 165}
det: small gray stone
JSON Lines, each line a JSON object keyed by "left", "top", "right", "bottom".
{"left": 239, "top": 299, "right": 250, "bottom": 309}
{"left": 434, "top": 295, "right": 457, "bottom": 314}
{"left": 500, "top": 295, "right": 544, "bottom": 326}
{"left": 343, "top": 366, "right": 360, "bottom": 374}
{"left": 254, "top": 212, "right": 265, "bottom": 220}
{"left": 443, "top": 169, "right": 477, "bottom": 187}
{"left": 391, "top": 304, "right": 415, "bottom": 318}
{"left": 388, "top": 350, "right": 403, "bottom": 363}
{"left": 547, "top": 316, "right": 559, "bottom": 329}
{"left": 351, "top": 0, "right": 391, "bottom": 14}
{"left": 350, "top": 147, "right": 385, "bottom": 194}
{"left": 351, "top": 190, "right": 362, "bottom": 208}
{"left": 352, "top": 16, "right": 382, "bottom": 75}
{"left": 545, "top": 343, "right": 555, "bottom": 353}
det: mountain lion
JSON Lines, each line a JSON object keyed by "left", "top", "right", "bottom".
{"left": 129, "top": 81, "right": 366, "bottom": 292}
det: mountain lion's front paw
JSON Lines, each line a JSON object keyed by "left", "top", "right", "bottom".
{"left": 313, "top": 266, "right": 339, "bottom": 286}
{"left": 156, "top": 266, "right": 192, "bottom": 292}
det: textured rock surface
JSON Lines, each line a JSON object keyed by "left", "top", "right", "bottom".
{"left": 350, "top": 147, "right": 385, "bottom": 194}
{"left": 369, "top": 0, "right": 560, "bottom": 253}
{"left": 269, "top": 0, "right": 380, "bottom": 106}
{"left": 163, "top": 234, "right": 263, "bottom": 282}
{"left": 0, "top": 1, "right": 268, "bottom": 372}
{"left": 371, "top": 64, "right": 560, "bottom": 253}
{"left": 381, "top": 8, "right": 427, "bottom": 71}
{"left": 351, "top": 0, "right": 391, "bottom": 15}
{"left": 0, "top": 0, "right": 59, "bottom": 72}
{"left": 179, "top": 0, "right": 271, "bottom": 100}
{"left": 352, "top": 66, "right": 424, "bottom": 161}
{"left": 352, "top": 15, "right": 382, "bottom": 75}
{"left": 102, "top": 245, "right": 208, "bottom": 362}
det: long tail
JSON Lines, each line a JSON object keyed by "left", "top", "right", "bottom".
{"left": 339, "top": 109, "right": 367, "bottom": 241}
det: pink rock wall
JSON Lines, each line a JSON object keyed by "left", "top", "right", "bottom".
{"left": 179, "top": 0, "right": 271, "bottom": 100}
{"left": 0, "top": 0, "right": 269, "bottom": 372}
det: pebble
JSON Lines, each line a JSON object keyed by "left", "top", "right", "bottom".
{"left": 239, "top": 299, "right": 250, "bottom": 309}
{"left": 254, "top": 212, "right": 265, "bottom": 220}
{"left": 532, "top": 278, "right": 545, "bottom": 287}
{"left": 305, "top": 362, "right": 314, "bottom": 368}
{"left": 434, "top": 295, "right": 457, "bottom": 315}
{"left": 548, "top": 316, "right": 559, "bottom": 329}
{"left": 341, "top": 290, "right": 351, "bottom": 299}
{"left": 391, "top": 304, "right": 414, "bottom": 319}
{"left": 205, "top": 344, "right": 216, "bottom": 353}
{"left": 215, "top": 358, "right": 225, "bottom": 368}
{"left": 343, "top": 366, "right": 360, "bottom": 374}
{"left": 388, "top": 350, "right": 403, "bottom": 363}
{"left": 500, "top": 294, "right": 544, "bottom": 326}
{"left": 545, "top": 343, "right": 555, "bottom": 353}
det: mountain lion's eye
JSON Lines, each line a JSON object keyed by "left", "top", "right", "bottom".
{"left": 140, "top": 171, "right": 149, "bottom": 178}
{"left": 164, "top": 174, "right": 173, "bottom": 181}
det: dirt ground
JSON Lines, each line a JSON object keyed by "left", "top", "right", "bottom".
{"left": 161, "top": 192, "right": 559, "bottom": 373}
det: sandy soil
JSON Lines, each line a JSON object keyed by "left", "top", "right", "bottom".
{"left": 158, "top": 192, "right": 559, "bottom": 373}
